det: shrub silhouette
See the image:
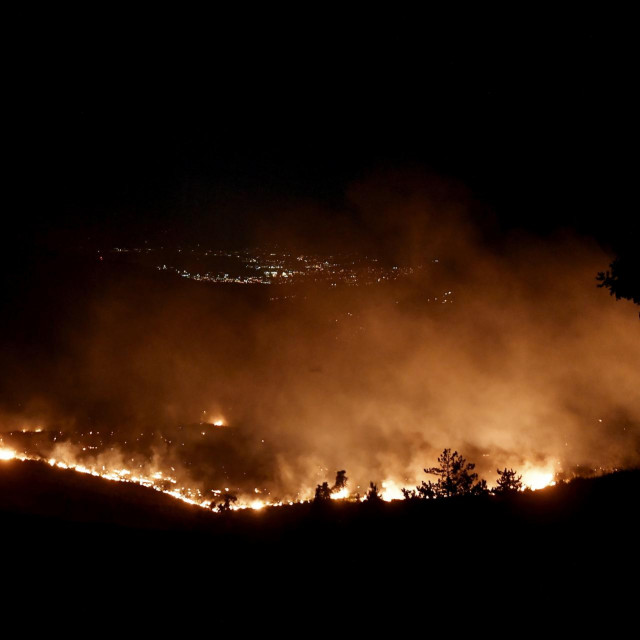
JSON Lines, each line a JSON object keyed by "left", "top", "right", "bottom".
{"left": 215, "top": 492, "right": 238, "bottom": 513}
{"left": 365, "top": 482, "right": 383, "bottom": 503}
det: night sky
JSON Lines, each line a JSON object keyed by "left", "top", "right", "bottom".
{"left": 6, "top": 22, "right": 635, "bottom": 256}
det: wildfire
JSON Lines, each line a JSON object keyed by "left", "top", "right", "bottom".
{"left": 521, "top": 467, "right": 557, "bottom": 491}
{"left": 4, "top": 448, "right": 279, "bottom": 512}
{"left": 380, "top": 480, "right": 405, "bottom": 502}
{"left": 2, "top": 439, "right": 565, "bottom": 515}
{"left": 42, "top": 453, "right": 215, "bottom": 507}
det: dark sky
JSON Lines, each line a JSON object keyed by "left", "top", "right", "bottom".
{"left": 6, "top": 21, "right": 636, "bottom": 253}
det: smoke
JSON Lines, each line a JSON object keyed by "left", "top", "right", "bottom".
{"left": 2, "top": 172, "right": 639, "bottom": 498}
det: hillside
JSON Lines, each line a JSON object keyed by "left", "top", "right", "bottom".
{"left": 2, "top": 458, "right": 638, "bottom": 589}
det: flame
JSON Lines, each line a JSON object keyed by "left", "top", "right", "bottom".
{"left": 521, "top": 466, "right": 557, "bottom": 491}
{"left": 5, "top": 448, "right": 287, "bottom": 512}
{"left": 3, "top": 440, "right": 568, "bottom": 514}
{"left": 380, "top": 479, "right": 405, "bottom": 502}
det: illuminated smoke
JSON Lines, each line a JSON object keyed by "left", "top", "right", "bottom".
{"left": 1, "top": 173, "right": 638, "bottom": 500}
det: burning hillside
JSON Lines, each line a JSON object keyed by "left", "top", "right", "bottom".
{"left": 1, "top": 180, "right": 639, "bottom": 508}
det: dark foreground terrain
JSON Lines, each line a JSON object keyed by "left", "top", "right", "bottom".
{"left": 2, "top": 459, "right": 638, "bottom": 596}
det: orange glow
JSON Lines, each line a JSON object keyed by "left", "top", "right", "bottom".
{"left": 380, "top": 480, "right": 404, "bottom": 502}
{"left": 3, "top": 188, "right": 639, "bottom": 525}
{"left": 4, "top": 448, "right": 297, "bottom": 512}
{"left": 522, "top": 467, "right": 556, "bottom": 491}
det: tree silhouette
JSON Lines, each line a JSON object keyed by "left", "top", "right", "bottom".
{"left": 597, "top": 254, "right": 640, "bottom": 313}
{"left": 314, "top": 482, "right": 332, "bottom": 503}
{"left": 332, "top": 470, "right": 348, "bottom": 493}
{"left": 420, "top": 449, "right": 486, "bottom": 498}
{"left": 494, "top": 468, "right": 523, "bottom": 494}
